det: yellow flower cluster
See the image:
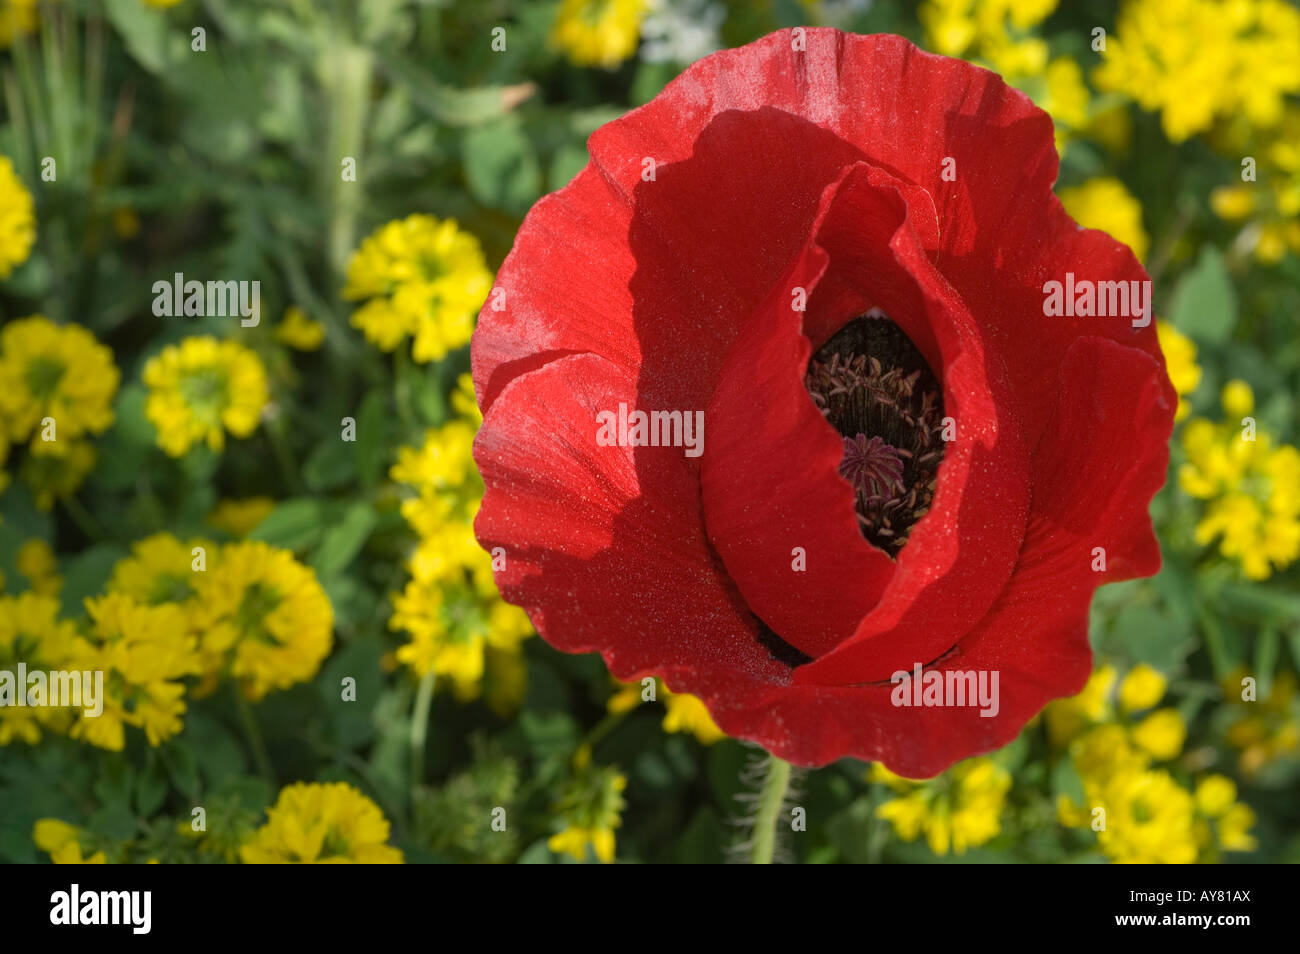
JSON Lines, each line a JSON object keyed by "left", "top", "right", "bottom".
{"left": 1211, "top": 105, "right": 1300, "bottom": 264}
{"left": 1156, "top": 322, "right": 1203, "bottom": 422}
{"left": 275, "top": 305, "right": 325, "bottom": 352}
{"left": 0, "top": 316, "right": 119, "bottom": 510}
{"left": 71, "top": 594, "right": 200, "bottom": 751}
{"left": 389, "top": 375, "right": 532, "bottom": 710}
{"left": 0, "top": 592, "right": 78, "bottom": 745}
{"left": 0, "top": 1, "right": 38, "bottom": 49}
{"left": 869, "top": 757, "right": 1012, "bottom": 856}
{"left": 240, "top": 782, "right": 403, "bottom": 864}
{"left": 548, "top": 746, "right": 627, "bottom": 863}
{"left": 0, "top": 155, "right": 35, "bottom": 275}
{"left": 17, "top": 538, "right": 61, "bottom": 596}
{"left": 117, "top": 532, "right": 333, "bottom": 693}
{"left": 607, "top": 677, "right": 726, "bottom": 745}
{"left": 206, "top": 496, "right": 275, "bottom": 537}
{"left": 190, "top": 541, "right": 335, "bottom": 700}
{"left": 1096, "top": 0, "right": 1300, "bottom": 143}
{"left": 344, "top": 215, "right": 491, "bottom": 364}
{"left": 1221, "top": 669, "right": 1299, "bottom": 775}
{"left": 33, "top": 819, "right": 107, "bottom": 865}
{"left": 1179, "top": 382, "right": 1300, "bottom": 580}
{"left": 551, "top": 0, "right": 647, "bottom": 69}
{"left": 1050, "top": 664, "right": 1256, "bottom": 862}
{"left": 143, "top": 336, "right": 269, "bottom": 457}
{"left": 1059, "top": 176, "right": 1150, "bottom": 262}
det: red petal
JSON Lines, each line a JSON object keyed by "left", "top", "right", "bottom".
{"left": 474, "top": 353, "right": 787, "bottom": 685}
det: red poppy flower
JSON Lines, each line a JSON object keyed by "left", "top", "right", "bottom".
{"left": 471, "top": 29, "right": 1175, "bottom": 777}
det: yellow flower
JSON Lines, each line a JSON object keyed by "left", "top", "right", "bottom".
{"left": 275, "top": 305, "right": 325, "bottom": 351}
{"left": 1221, "top": 379, "right": 1254, "bottom": 419}
{"left": 191, "top": 541, "right": 334, "bottom": 699}
{"left": 391, "top": 569, "right": 532, "bottom": 698}
{"left": 1058, "top": 177, "right": 1150, "bottom": 261}
{"left": 1180, "top": 392, "right": 1300, "bottom": 579}
{"left": 0, "top": 155, "right": 35, "bottom": 274}
{"left": 34, "top": 819, "right": 107, "bottom": 864}
{"left": 1069, "top": 723, "right": 1149, "bottom": 785}
{"left": 1041, "top": 57, "right": 1091, "bottom": 152}
{"left": 108, "top": 532, "right": 212, "bottom": 607}
{"left": 551, "top": 0, "right": 646, "bottom": 69}
{"left": 1211, "top": 184, "right": 1256, "bottom": 220}
{"left": 1131, "top": 708, "right": 1187, "bottom": 760}
{"left": 874, "top": 756, "right": 1012, "bottom": 856}
{"left": 1097, "top": 768, "right": 1198, "bottom": 864}
{"left": 16, "top": 538, "right": 60, "bottom": 596}
{"left": 68, "top": 594, "right": 201, "bottom": 750}
{"left": 1118, "top": 663, "right": 1167, "bottom": 714}
{"left": 389, "top": 396, "right": 532, "bottom": 700}
{"left": 1044, "top": 663, "right": 1116, "bottom": 746}
{"left": 0, "top": 316, "right": 119, "bottom": 449}
{"left": 606, "top": 678, "right": 644, "bottom": 714}
{"left": 240, "top": 782, "right": 403, "bottom": 864}
{"left": 344, "top": 214, "right": 491, "bottom": 364}
{"left": 1222, "top": 669, "right": 1299, "bottom": 775}
{"left": 390, "top": 418, "right": 481, "bottom": 531}
{"left": 550, "top": 763, "right": 627, "bottom": 863}
{"left": 142, "top": 0, "right": 185, "bottom": 8}
{"left": 143, "top": 336, "right": 269, "bottom": 457}
{"left": 661, "top": 686, "right": 725, "bottom": 744}
{"left": 1193, "top": 774, "right": 1237, "bottom": 817}
{"left": 0, "top": 592, "right": 77, "bottom": 744}
{"left": 1155, "top": 322, "right": 1202, "bottom": 422}
{"left": 1217, "top": 802, "right": 1258, "bottom": 851}
{"left": 206, "top": 496, "right": 275, "bottom": 538}
{"left": 1096, "top": 0, "right": 1300, "bottom": 143}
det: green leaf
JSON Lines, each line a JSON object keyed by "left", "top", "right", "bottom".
{"left": 356, "top": 390, "right": 390, "bottom": 490}
{"left": 135, "top": 754, "right": 169, "bottom": 818}
{"left": 248, "top": 498, "right": 327, "bottom": 550}
{"left": 303, "top": 436, "right": 358, "bottom": 492}
{"left": 385, "top": 57, "right": 535, "bottom": 127}
{"left": 60, "top": 545, "right": 128, "bottom": 618}
{"left": 1254, "top": 627, "right": 1280, "bottom": 701}
{"left": 312, "top": 502, "right": 378, "bottom": 578}
{"left": 1170, "top": 246, "right": 1236, "bottom": 344}
{"left": 1107, "top": 604, "right": 1196, "bottom": 672}
{"left": 463, "top": 119, "right": 543, "bottom": 216}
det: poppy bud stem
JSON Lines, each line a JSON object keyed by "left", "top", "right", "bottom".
{"left": 750, "top": 754, "right": 792, "bottom": 864}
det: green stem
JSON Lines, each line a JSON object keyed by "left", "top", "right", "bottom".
{"left": 394, "top": 345, "right": 415, "bottom": 430}
{"left": 323, "top": 40, "right": 372, "bottom": 278}
{"left": 751, "top": 754, "right": 792, "bottom": 865}
{"left": 409, "top": 669, "right": 436, "bottom": 805}
{"left": 234, "top": 688, "right": 274, "bottom": 785}
{"left": 583, "top": 710, "right": 628, "bottom": 751}
{"left": 61, "top": 493, "right": 105, "bottom": 542}
{"left": 267, "top": 417, "right": 303, "bottom": 494}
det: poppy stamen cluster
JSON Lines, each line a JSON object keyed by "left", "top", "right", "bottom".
{"left": 805, "top": 315, "right": 945, "bottom": 556}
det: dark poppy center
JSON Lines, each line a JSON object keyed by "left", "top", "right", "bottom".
{"left": 805, "top": 315, "right": 945, "bottom": 558}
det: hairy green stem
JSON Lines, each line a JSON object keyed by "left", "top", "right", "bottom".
{"left": 751, "top": 754, "right": 792, "bottom": 864}
{"left": 410, "top": 669, "right": 436, "bottom": 806}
